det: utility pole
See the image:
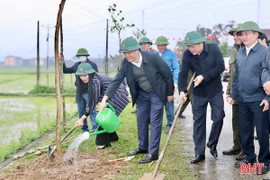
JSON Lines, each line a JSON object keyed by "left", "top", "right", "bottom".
{"left": 37, "top": 21, "right": 40, "bottom": 86}
{"left": 105, "top": 19, "right": 109, "bottom": 75}
{"left": 46, "top": 25, "right": 50, "bottom": 86}
{"left": 142, "top": 10, "right": 144, "bottom": 29}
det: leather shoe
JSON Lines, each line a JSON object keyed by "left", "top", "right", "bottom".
{"left": 235, "top": 159, "right": 256, "bottom": 167}
{"left": 127, "top": 148, "right": 148, "bottom": 156}
{"left": 179, "top": 113, "right": 186, "bottom": 118}
{"left": 207, "top": 143, "right": 218, "bottom": 157}
{"left": 139, "top": 154, "right": 158, "bottom": 164}
{"left": 190, "top": 155, "right": 205, "bottom": 164}
{"left": 235, "top": 152, "right": 246, "bottom": 161}
{"left": 222, "top": 148, "right": 241, "bottom": 155}
{"left": 259, "top": 164, "right": 270, "bottom": 175}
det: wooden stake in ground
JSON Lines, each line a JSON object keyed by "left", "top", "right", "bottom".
{"left": 140, "top": 72, "right": 196, "bottom": 180}
{"left": 54, "top": 0, "right": 66, "bottom": 154}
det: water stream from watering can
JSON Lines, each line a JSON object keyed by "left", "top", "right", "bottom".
{"left": 63, "top": 132, "right": 90, "bottom": 165}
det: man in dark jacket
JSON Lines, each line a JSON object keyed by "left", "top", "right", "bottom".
{"left": 228, "top": 21, "right": 270, "bottom": 174}
{"left": 178, "top": 31, "right": 225, "bottom": 164}
{"left": 99, "top": 37, "right": 174, "bottom": 164}
{"left": 63, "top": 48, "right": 98, "bottom": 133}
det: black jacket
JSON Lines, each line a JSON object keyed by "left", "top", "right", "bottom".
{"left": 178, "top": 43, "right": 224, "bottom": 97}
{"left": 63, "top": 59, "right": 98, "bottom": 87}
{"left": 105, "top": 51, "right": 174, "bottom": 105}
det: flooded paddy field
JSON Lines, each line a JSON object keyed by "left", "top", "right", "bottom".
{"left": 0, "top": 96, "right": 77, "bottom": 161}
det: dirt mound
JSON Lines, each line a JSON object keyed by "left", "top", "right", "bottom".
{"left": 0, "top": 149, "right": 126, "bottom": 180}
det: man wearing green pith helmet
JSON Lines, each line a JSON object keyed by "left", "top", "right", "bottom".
{"left": 99, "top": 37, "right": 174, "bottom": 164}
{"left": 228, "top": 21, "right": 270, "bottom": 174}
{"left": 155, "top": 36, "right": 179, "bottom": 134}
{"left": 63, "top": 48, "right": 99, "bottom": 133}
{"left": 222, "top": 24, "right": 246, "bottom": 161}
{"left": 178, "top": 31, "right": 225, "bottom": 164}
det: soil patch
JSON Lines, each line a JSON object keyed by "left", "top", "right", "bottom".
{"left": 0, "top": 149, "right": 126, "bottom": 180}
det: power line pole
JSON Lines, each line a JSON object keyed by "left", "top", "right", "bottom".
{"left": 105, "top": 19, "right": 109, "bottom": 75}
{"left": 37, "top": 21, "right": 40, "bottom": 86}
{"left": 46, "top": 25, "right": 50, "bottom": 86}
{"left": 142, "top": 10, "right": 144, "bottom": 29}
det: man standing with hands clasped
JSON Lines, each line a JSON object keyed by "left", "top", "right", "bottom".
{"left": 178, "top": 31, "right": 225, "bottom": 164}
{"left": 99, "top": 37, "right": 174, "bottom": 164}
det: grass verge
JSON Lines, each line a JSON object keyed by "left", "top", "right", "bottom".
{"left": 0, "top": 103, "right": 196, "bottom": 179}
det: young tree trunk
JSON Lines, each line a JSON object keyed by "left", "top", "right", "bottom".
{"left": 60, "top": 15, "right": 66, "bottom": 134}
{"left": 54, "top": 0, "right": 66, "bottom": 154}
{"left": 118, "top": 31, "right": 122, "bottom": 70}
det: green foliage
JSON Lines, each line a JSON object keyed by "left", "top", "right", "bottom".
{"left": 28, "top": 85, "right": 55, "bottom": 94}
{"left": 219, "top": 43, "right": 231, "bottom": 57}
{"left": 78, "top": 103, "right": 196, "bottom": 179}
{"left": 28, "top": 85, "right": 76, "bottom": 95}
{"left": 108, "top": 3, "right": 135, "bottom": 33}
{"left": 132, "top": 28, "right": 147, "bottom": 40}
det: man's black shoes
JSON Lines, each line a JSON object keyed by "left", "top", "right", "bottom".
{"left": 139, "top": 154, "right": 158, "bottom": 164}
{"left": 260, "top": 164, "right": 270, "bottom": 175}
{"left": 235, "top": 152, "right": 246, "bottom": 161}
{"left": 235, "top": 159, "right": 256, "bottom": 167}
{"left": 207, "top": 143, "right": 218, "bottom": 157}
{"left": 127, "top": 148, "right": 148, "bottom": 156}
{"left": 222, "top": 148, "right": 241, "bottom": 155}
{"left": 179, "top": 113, "right": 186, "bottom": 118}
{"left": 190, "top": 155, "right": 205, "bottom": 164}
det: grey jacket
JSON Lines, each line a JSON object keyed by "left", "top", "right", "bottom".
{"left": 230, "top": 42, "right": 269, "bottom": 102}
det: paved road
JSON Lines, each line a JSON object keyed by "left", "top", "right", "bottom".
{"left": 174, "top": 82, "right": 270, "bottom": 180}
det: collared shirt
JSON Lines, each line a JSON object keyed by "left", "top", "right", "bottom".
{"left": 246, "top": 41, "right": 258, "bottom": 56}
{"left": 131, "top": 52, "right": 142, "bottom": 68}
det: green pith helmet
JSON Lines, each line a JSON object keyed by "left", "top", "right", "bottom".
{"left": 75, "top": 63, "right": 95, "bottom": 75}
{"left": 76, "top": 48, "right": 90, "bottom": 56}
{"left": 155, "top": 36, "right": 169, "bottom": 45}
{"left": 237, "top": 21, "right": 262, "bottom": 34}
{"left": 119, "top": 37, "right": 142, "bottom": 53}
{"left": 184, "top": 31, "right": 205, "bottom": 46}
{"left": 139, "top": 37, "right": 152, "bottom": 45}
{"left": 229, "top": 24, "right": 242, "bottom": 35}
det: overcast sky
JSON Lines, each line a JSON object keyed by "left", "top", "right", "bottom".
{"left": 1, "top": 0, "right": 269, "bottom": 61}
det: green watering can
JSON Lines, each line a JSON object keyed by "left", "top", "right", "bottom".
{"left": 89, "top": 103, "right": 120, "bottom": 136}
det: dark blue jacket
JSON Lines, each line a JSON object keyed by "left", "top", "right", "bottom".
{"left": 63, "top": 59, "right": 98, "bottom": 87}
{"left": 231, "top": 42, "right": 269, "bottom": 102}
{"left": 178, "top": 42, "right": 224, "bottom": 97}
{"left": 105, "top": 51, "right": 174, "bottom": 105}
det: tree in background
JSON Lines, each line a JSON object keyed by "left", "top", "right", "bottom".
{"left": 108, "top": 3, "right": 135, "bottom": 69}
{"left": 175, "top": 21, "right": 235, "bottom": 61}
{"left": 133, "top": 28, "right": 147, "bottom": 40}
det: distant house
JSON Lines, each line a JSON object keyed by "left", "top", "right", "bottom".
{"left": 4, "top": 56, "right": 16, "bottom": 66}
